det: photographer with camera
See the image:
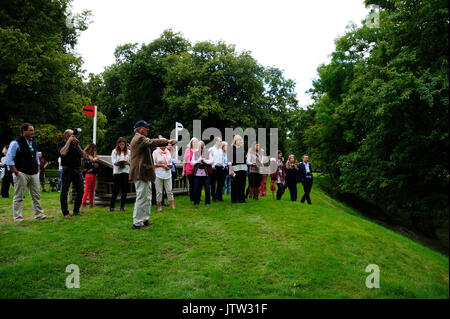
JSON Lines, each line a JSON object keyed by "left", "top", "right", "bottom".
{"left": 58, "top": 128, "right": 85, "bottom": 218}
{"left": 129, "top": 121, "right": 177, "bottom": 229}
{"left": 152, "top": 140, "right": 176, "bottom": 211}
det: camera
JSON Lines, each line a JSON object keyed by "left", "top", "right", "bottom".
{"left": 73, "top": 128, "right": 82, "bottom": 138}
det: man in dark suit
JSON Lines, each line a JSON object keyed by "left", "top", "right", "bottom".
{"left": 299, "top": 154, "right": 313, "bottom": 204}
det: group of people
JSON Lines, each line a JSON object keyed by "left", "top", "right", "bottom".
{"left": 0, "top": 121, "right": 313, "bottom": 229}
{"left": 182, "top": 135, "right": 314, "bottom": 208}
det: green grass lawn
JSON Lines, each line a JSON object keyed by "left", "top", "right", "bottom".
{"left": 0, "top": 181, "right": 448, "bottom": 298}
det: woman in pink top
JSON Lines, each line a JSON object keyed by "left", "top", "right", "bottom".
{"left": 182, "top": 137, "right": 198, "bottom": 202}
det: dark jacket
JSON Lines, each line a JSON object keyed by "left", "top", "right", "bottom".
{"left": 298, "top": 162, "right": 313, "bottom": 182}
{"left": 129, "top": 133, "right": 169, "bottom": 182}
{"left": 82, "top": 155, "right": 100, "bottom": 175}
{"left": 192, "top": 150, "right": 213, "bottom": 176}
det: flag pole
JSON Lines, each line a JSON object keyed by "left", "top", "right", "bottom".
{"left": 175, "top": 122, "right": 178, "bottom": 158}
{"left": 93, "top": 105, "right": 97, "bottom": 144}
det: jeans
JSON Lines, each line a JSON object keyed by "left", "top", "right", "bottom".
{"left": 222, "top": 174, "right": 231, "bottom": 195}
{"left": 193, "top": 175, "right": 210, "bottom": 205}
{"left": 57, "top": 169, "right": 62, "bottom": 191}
{"left": 60, "top": 167, "right": 84, "bottom": 216}
{"left": 39, "top": 171, "right": 46, "bottom": 189}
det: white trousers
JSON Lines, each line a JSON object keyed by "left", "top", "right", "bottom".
{"left": 133, "top": 180, "right": 152, "bottom": 226}
{"left": 154, "top": 177, "right": 174, "bottom": 202}
{"left": 12, "top": 172, "right": 45, "bottom": 222}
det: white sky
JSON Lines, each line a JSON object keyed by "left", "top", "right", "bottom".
{"left": 72, "top": 0, "right": 370, "bottom": 107}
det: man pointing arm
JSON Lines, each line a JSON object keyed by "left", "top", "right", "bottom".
{"left": 129, "top": 120, "right": 176, "bottom": 229}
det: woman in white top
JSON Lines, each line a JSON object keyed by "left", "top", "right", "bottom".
{"left": 152, "top": 142, "right": 175, "bottom": 211}
{"left": 110, "top": 137, "right": 131, "bottom": 212}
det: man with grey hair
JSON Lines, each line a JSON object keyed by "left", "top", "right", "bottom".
{"left": 129, "top": 120, "right": 177, "bottom": 229}
{"left": 57, "top": 129, "right": 85, "bottom": 218}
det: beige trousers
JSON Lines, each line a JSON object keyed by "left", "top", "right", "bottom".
{"left": 12, "top": 172, "right": 45, "bottom": 222}
{"left": 133, "top": 180, "right": 152, "bottom": 226}
{"left": 154, "top": 177, "right": 174, "bottom": 202}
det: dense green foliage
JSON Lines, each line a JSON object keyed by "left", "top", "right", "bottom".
{"left": 90, "top": 30, "right": 298, "bottom": 155}
{"left": 0, "top": 185, "right": 448, "bottom": 298}
{"left": 298, "top": 0, "right": 449, "bottom": 238}
{"left": 0, "top": 0, "right": 106, "bottom": 162}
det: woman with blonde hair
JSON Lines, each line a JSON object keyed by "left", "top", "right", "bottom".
{"left": 110, "top": 137, "right": 131, "bottom": 212}
{"left": 190, "top": 140, "right": 213, "bottom": 205}
{"left": 228, "top": 135, "right": 247, "bottom": 203}
{"left": 285, "top": 154, "right": 299, "bottom": 202}
{"left": 182, "top": 137, "right": 199, "bottom": 202}
{"left": 81, "top": 143, "right": 100, "bottom": 208}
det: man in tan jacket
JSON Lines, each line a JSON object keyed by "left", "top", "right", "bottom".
{"left": 130, "top": 120, "right": 177, "bottom": 229}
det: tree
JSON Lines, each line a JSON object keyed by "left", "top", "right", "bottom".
{"left": 94, "top": 30, "right": 298, "bottom": 155}
{"left": 304, "top": 0, "right": 449, "bottom": 237}
{"left": 0, "top": 0, "right": 105, "bottom": 162}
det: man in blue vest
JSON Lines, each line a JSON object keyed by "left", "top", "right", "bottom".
{"left": 6, "top": 123, "right": 50, "bottom": 222}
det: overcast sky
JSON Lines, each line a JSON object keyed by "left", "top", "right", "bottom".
{"left": 71, "top": 0, "right": 370, "bottom": 107}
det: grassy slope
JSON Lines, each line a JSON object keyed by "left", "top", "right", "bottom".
{"left": 0, "top": 181, "right": 448, "bottom": 299}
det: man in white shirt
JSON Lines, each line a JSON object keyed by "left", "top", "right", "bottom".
{"left": 208, "top": 137, "right": 225, "bottom": 202}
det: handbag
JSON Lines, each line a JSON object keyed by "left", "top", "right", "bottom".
{"left": 270, "top": 180, "right": 276, "bottom": 192}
